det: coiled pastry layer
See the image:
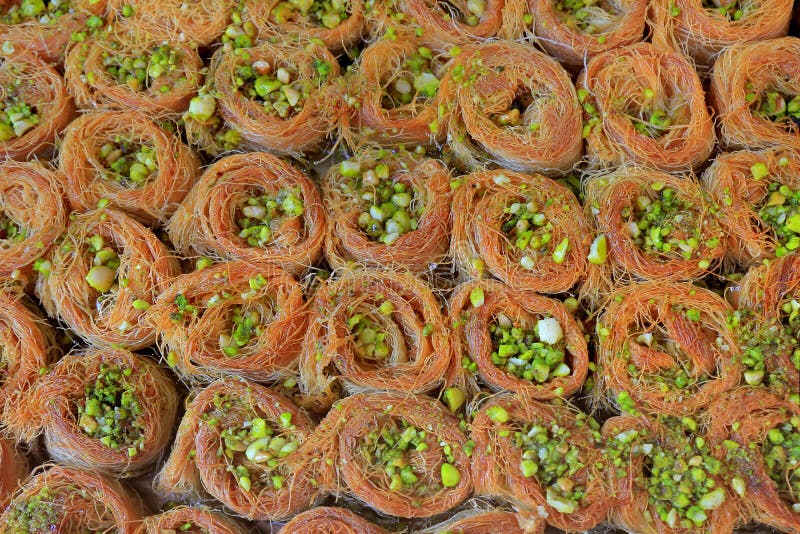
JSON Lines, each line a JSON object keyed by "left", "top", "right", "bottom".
{"left": 155, "top": 379, "right": 318, "bottom": 521}
{"left": 36, "top": 208, "right": 181, "bottom": 350}
{"left": 596, "top": 281, "right": 741, "bottom": 417}
{"left": 578, "top": 42, "right": 714, "bottom": 171}
{"left": 451, "top": 169, "right": 590, "bottom": 294}
{"left": 29, "top": 348, "right": 178, "bottom": 477}
{"left": 710, "top": 37, "right": 800, "bottom": 152}
{"left": 323, "top": 148, "right": 451, "bottom": 274}
{"left": 298, "top": 268, "right": 450, "bottom": 411}
{"left": 448, "top": 41, "right": 583, "bottom": 173}
{"left": 59, "top": 110, "right": 200, "bottom": 226}
{"left": 151, "top": 260, "right": 307, "bottom": 382}
{"left": 167, "top": 152, "right": 325, "bottom": 276}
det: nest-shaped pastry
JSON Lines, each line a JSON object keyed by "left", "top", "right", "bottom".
{"left": 59, "top": 110, "right": 200, "bottom": 226}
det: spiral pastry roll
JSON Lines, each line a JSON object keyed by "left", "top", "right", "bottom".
{"left": 208, "top": 40, "right": 341, "bottom": 155}
{"left": 167, "top": 152, "right": 325, "bottom": 276}
{"left": 462, "top": 281, "right": 589, "bottom": 402}
{"left": 0, "top": 289, "right": 54, "bottom": 439}
{"left": 0, "top": 0, "right": 107, "bottom": 63}
{"left": 151, "top": 261, "right": 307, "bottom": 382}
{"left": 708, "top": 388, "right": 800, "bottom": 533}
{"left": 35, "top": 208, "right": 181, "bottom": 350}
{"left": 504, "top": 0, "right": 647, "bottom": 71}
{"left": 323, "top": 148, "right": 451, "bottom": 274}
{"left": 59, "top": 111, "right": 200, "bottom": 226}
{"left": 28, "top": 348, "right": 177, "bottom": 477}
{"left": 369, "top": 0, "right": 505, "bottom": 49}
{"left": 65, "top": 34, "right": 203, "bottom": 116}
{"left": 244, "top": 0, "right": 365, "bottom": 54}
{"left": 451, "top": 169, "right": 589, "bottom": 294}
{"left": 0, "top": 161, "right": 67, "bottom": 281}
{"left": 603, "top": 414, "right": 740, "bottom": 534}
{"left": 448, "top": 41, "right": 583, "bottom": 173}
{"left": 301, "top": 391, "right": 472, "bottom": 518}
{"left": 596, "top": 281, "right": 741, "bottom": 417}
{"left": 471, "top": 396, "right": 617, "bottom": 531}
{"left": 710, "top": 37, "right": 800, "bottom": 152}
{"left": 703, "top": 148, "right": 800, "bottom": 267}
{"left": 109, "top": 0, "right": 232, "bottom": 47}
{"left": 584, "top": 167, "right": 725, "bottom": 283}
{"left": 650, "top": 0, "right": 792, "bottom": 68}
{"left": 0, "top": 465, "right": 146, "bottom": 533}
{"left": 578, "top": 42, "right": 714, "bottom": 172}
{"left": 0, "top": 438, "right": 26, "bottom": 508}
{"left": 155, "top": 379, "right": 317, "bottom": 521}
{"left": 448, "top": 279, "right": 588, "bottom": 404}
{"left": 732, "top": 253, "right": 800, "bottom": 392}
{"left": 282, "top": 507, "right": 388, "bottom": 534}
{"left": 137, "top": 506, "right": 249, "bottom": 534}
{"left": 354, "top": 37, "right": 453, "bottom": 146}
{"left": 298, "top": 268, "right": 450, "bottom": 412}
{"left": 0, "top": 51, "right": 74, "bottom": 160}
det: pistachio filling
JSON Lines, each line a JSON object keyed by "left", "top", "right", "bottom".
{"left": 270, "top": 0, "right": 350, "bottom": 29}
{"left": 221, "top": 3, "right": 257, "bottom": 51}
{"left": 338, "top": 159, "right": 422, "bottom": 246}
{"left": 460, "top": 347, "right": 478, "bottom": 373}
{"left": 702, "top": 0, "right": 744, "bottom": 20}
{"left": 236, "top": 189, "right": 304, "bottom": 247}
{"left": 169, "top": 523, "right": 207, "bottom": 534}
{"left": 0, "top": 211, "right": 27, "bottom": 245}
{"left": 381, "top": 47, "right": 440, "bottom": 110}
{"left": 97, "top": 136, "right": 158, "bottom": 187}
{"left": 779, "top": 300, "right": 800, "bottom": 372}
{"left": 624, "top": 182, "right": 717, "bottom": 262}
{"left": 6, "top": 488, "right": 62, "bottom": 533}
{"left": 605, "top": 426, "right": 643, "bottom": 479}
{"left": 183, "top": 88, "right": 242, "bottom": 151}
{"left": 0, "top": 94, "right": 40, "bottom": 142}
{"left": 0, "top": 0, "right": 73, "bottom": 25}
{"left": 84, "top": 234, "right": 120, "bottom": 297}
{"left": 761, "top": 416, "right": 800, "bottom": 510}
{"left": 502, "top": 198, "right": 568, "bottom": 269}
{"left": 488, "top": 314, "right": 570, "bottom": 384}
{"left": 366, "top": 422, "right": 428, "bottom": 492}
{"left": 218, "top": 305, "right": 268, "bottom": 357}
{"left": 102, "top": 44, "right": 180, "bottom": 93}
{"left": 757, "top": 182, "right": 800, "bottom": 257}
{"left": 577, "top": 88, "right": 602, "bottom": 138}
{"left": 214, "top": 128, "right": 243, "bottom": 151}
{"left": 77, "top": 363, "right": 145, "bottom": 456}
{"left": 643, "top": 418, "right": 727, "bottom": 529}
{"left": 750, "top": 88, "right": 800, "bottom": 129}
{"left": 208, "top": 394, "right": 300, "bottom": 493}
{"left": 237, "top": 62, "right": 315, "bottom": 119}
{"left": 170, "top": 293, "right": 197, "bottom": 323}
{"left": 347, "top": 311, "right": 391, "bottom": 361}
{"left": 512, "top": 413, "right": 602, "bottom": 514}
{"left": 187, "top": 92, "right": 216, "bottom": 122}
{"left": 361, "top": 419, "right": 461, "bottom": 498}
{"left": 554, "top": 0, "right": 617, "bottom": 34}
{"left": 729, "top": 304, "right": 800, "bottom": 386}
{"left": 631, "top": 107, "right": 672, "bottom": 138}
{"left": 184, "top": 91, "right": 244, "bottom": 152}
{"left": 434, "top": 0, "right": 486, "bottom": 27}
